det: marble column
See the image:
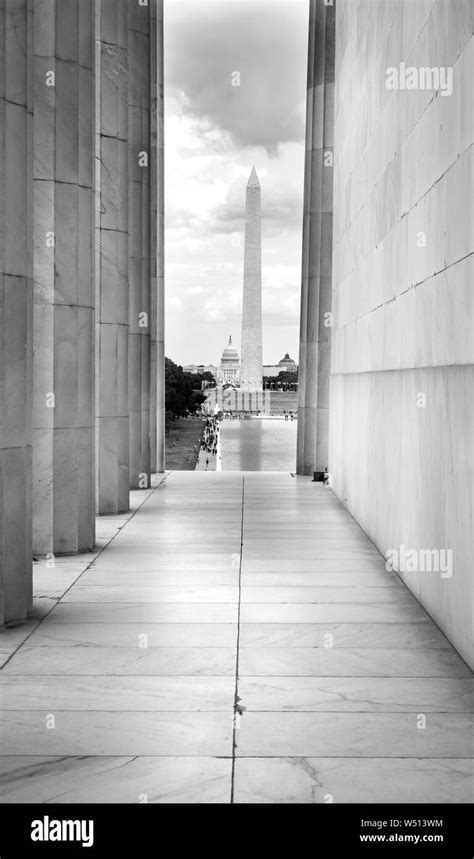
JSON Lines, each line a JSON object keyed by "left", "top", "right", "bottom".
{"left": 297, "top": 0, "right": 335, "bottom": 476}
{"left": 95, "top": 0, "right": 129, "bottom": 514}
{"left": 149, "top": 0, "right": 165, "bottom": 475}
{"left": 128, "top": 0, "right": 151, "bottom": 489}
{"left": 153, "top": 0, "right": 165, "bottom": 473}
{"left": 0, "top": 0, "right": 33, "bottom": 624}
{"left": 149, "top": 0, "right": 157, "bottom": 472}
{"left": 32, "top": 0, "right": 95, "bottom": 554}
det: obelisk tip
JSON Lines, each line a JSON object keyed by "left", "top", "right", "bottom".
{"left": 247, "top": 166, "right": 260, "bottom": 188}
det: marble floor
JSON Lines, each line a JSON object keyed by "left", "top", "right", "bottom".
{"left": 0, "top": 472, "right": 473, "bottom": 803}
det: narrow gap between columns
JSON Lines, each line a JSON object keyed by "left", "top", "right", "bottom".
{"left": 230, "top": 475, "right": 245, "bottom": 803}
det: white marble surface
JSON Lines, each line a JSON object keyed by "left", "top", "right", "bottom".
{"left": 238, "top": 647, "right": 471, "bottom": 677}
{"left": 61, "top": 585, "right": 239, "bottom": 603}
{"left": 22, "top": 622, "right": 237, "bottom": 648}
{"left": 240, "top": 586, "right": 413, "bottom": 604}
{"left": 238, "top": 676, "right": 473, "bottom": 712}
{"left": 2, "top": 472, "right": 472, "bottom": 804}
{"left": 234, "top": 712, "right": 473, "bottom": 757}
{"left": 0, "top": 756, "right": 232, "bottom": 804}
{"left": 329, "top": 0, "right": 474, "bottom": 669}
{"left": 239, "top": 621, "right": 451, "bottom": 649}
{"left": 0, "top": 676, "right": 234, "bottom": 711}
{"left": 234, "top": 758, "right": 474, "bottom": 804}
{"left": 0, "top": 711, "right": 232, "bottom": 756}
{"left": 41, "top": 602, "right": 239, "bottom": 623}
{"left": 4, "top": 646, "right": 237, "bottom": 676}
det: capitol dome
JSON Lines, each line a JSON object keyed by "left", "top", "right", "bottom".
{"left": 219, "top": 336, "right": 240, "bottom": 384}
{"left": 221, "top": 336, "right": 239, "bottom": 364}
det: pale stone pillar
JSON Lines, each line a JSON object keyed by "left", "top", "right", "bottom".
{"left": 155, "top": 0, "right": 165, "bottom": 473}
{"left": 149, "top": 0, "right": 157, "bottom": 472}
{"left": 128, "top": 0, "right": 151, "bottom": 489}
{"left": 95, "top": 0, "right": 130, "bottom": 514}
{"left": 149, "top": 0, "right": 165, "bottom": 474}
{"left": 128, "top": 2, "right": 151, "bottom": 489}
{"left": 297, "top": 0, "right": 335, "bottom": 476}
{"left": 32, "top": 0, "right": 95, "bottom": 553}
{"left": 0, "top": 0, "right": 33, "bottom": 623}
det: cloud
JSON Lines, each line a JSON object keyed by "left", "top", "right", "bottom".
{"left": 165, "top": 0, "right": 308, "bottom": 154}
{"left": 164, "top": 2, "right": 307, "bottom": 366}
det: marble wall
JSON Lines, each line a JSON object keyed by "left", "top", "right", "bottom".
{"left": 329, "top": 0, "right": 473, "bottom": 666}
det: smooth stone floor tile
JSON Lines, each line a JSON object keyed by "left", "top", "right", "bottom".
{"left": 239, "top": 622, "right": 451, "bottom": 648}
{"left": 0, "top": 756, "right": 232, "bottom": 803}
{"left": 41, "top": 603, "right": 239, "bottom": 623}
{"left": 3, "top": 647, "right": 237, "bottom": 676}
{"left": 238, "top": 648, "right": 471, "bottom": 677}
{"left": 33, "top": 574, "right": 84, "bottom": 597}
{"left": 243, "top": 520, "right": 363, "bottom": 529}
{"left": 241, "top": 559, "right": 388, "bottom": 572}
{"left": 242, "top": 548, "right": 382, "bottom": 560}
{"left": 237, "top": 677, "right": 474, "bottom": 711}
{"left": 118, "top": 527, "right": 241, "bottom": 539}
{"left": 253, "top": 511, "right": 357, "bottom": 516}
{"left": 0, "top": 712, "right": 232, "bottom": 756}
{"left": 24, "top": 623, "right": 238, "bottom": 648}
{"left": 244, "top": 527, "right": 377, "bottom": 537}
{"left": 233, "top": 758, "right": 474, "bottom": 803}
{"left": 234, "top": 713, "right": 474, "bottom": 757}
{"left": 243, "top": 538, "right": 379, "bottom": 550}
{"left": 240, "top": 603, "right": 427, "bottom": 624}
{"left": 61, "top": 586, "right": 240, "bottom": 603}
{"left": 0, "top": 676, "right": 235, "bottom": 710}
{"left": 79, "top": 570, "right": 240, "bottom": 586}
{"left": 89, "top": 562, "right": 239, "bottom": 573}
{"left": 241, "top": 572, "right": 398, "bottom": 587}
{"left": 91, "top": 558, "right": 238, "bottom": 570}
{"left": 0, "top": 623, "right": 41, "bottom": 667}
{"left": 91, "top": 550, "right": 238, "bottom": 560}
{"left": 240, "top": 586, "right": 412, "bottom": 604}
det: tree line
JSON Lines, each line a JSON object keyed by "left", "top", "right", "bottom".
{"left": 165, "top": 357, "right": 216, "bottom": 430}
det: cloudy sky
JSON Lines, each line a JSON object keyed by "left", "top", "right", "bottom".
{"left": 164, "top": 0, "right": 308, "bottom": 367}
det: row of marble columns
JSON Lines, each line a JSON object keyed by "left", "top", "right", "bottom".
{"left": 296, "top": 0, "right": 335, "bottom": 476}
{"left": 0, "top": 0, "right": 164, "bottom": 625}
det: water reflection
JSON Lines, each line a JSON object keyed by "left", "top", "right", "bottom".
{"left": 220, "top": 418, "right": 297, "bottom": 471}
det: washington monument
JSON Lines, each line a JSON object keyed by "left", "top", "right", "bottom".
{"left": 240, "top": 166, "right": 262, "bottom": 391}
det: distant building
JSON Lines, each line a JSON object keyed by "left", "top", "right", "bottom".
{"left": 263, "top": 352, "right": 298, "bottom": 377}
{"left": 219, "top": 335, "right": 240, "bottom": 385}
{"left": 278, "top": 352, "right": 297, "bottom": 372}
{"left": 183, "top": 363, "right": 218, "bottom": 379}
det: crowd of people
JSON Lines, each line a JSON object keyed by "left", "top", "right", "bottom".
{"left": 200, "top": 416, "right": 220, "bottom": 469}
